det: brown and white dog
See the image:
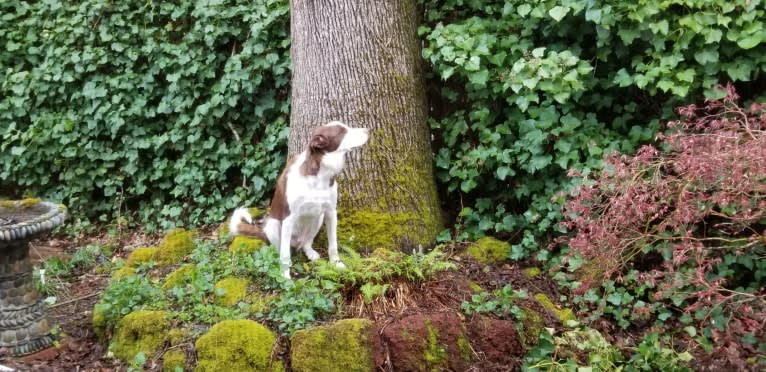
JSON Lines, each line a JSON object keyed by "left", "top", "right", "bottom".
{"left": 229, "top": 121, "right": 370, "bottom": 278}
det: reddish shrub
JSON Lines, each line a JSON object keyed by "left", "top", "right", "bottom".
{"left": 560, "top": 84, "right": 765, "bottom": 354}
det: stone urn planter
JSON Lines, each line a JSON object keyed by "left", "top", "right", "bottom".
{"left": 0, "top": 199, "right": 66, "bottom": 356}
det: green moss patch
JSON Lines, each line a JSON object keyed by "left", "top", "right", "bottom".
{"left": 519, "top": 306, "right": 545, "bottom": 348}
{"left": 291, "top": 318, "right": 379, "bottom": 372}
{"left": 523, "top": 267, "right": 542, "bottom": 278}
{"left": 162, "top": 264, "right": 194, "bottom": 290}
{"left": 228, "top": 236, "right": 266, "bottom": 255}
{"left": 155, "top": 228, "right": 195, "bottom": 265}
{"left": 534, "top": 293, "right": 576, "bottom": 325}
{"left": 163, "top": 349, "right": 186, "bottom": 372}
{"left": 466, "top": 237, "right": 509, "bottom": 264}
{"left": 92, "top": 303, "right": 108, "bottom": 341}
{"left": 110, "top": 310, "right": 169, "bottom": 362}
{"left": 112, "top": 266, "right": 136, "bottom": 280}
{"left": 336, "top": 210, "right": 423, "bottom": 250}
{"left": 195, "top": 319, "right": 277, "bottom": 372}
{"left": 0, "top": 198, "right": 42, "bottom": 209}
{"left": 126, "top": 247, "right": 158, "bottom": 267}
{"left": 214, "top": 277, "right": 250, "bottom": 306}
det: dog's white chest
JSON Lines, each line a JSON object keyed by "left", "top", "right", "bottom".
{"left": 286, "top": 172, "right": 338, "bottom": 217}
{"left": 293, "top": 188, "right": 334, "bottom": 216}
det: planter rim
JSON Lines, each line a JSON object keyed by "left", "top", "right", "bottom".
{"left": 0, "top": 200, "right": 67, "bottom": 241}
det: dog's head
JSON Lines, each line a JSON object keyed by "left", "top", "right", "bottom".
{"left": 309, "top": 121, "right": 369, "bottom": 154}
{"left": 304, "top": 121, "right": 369, "bottom": 175}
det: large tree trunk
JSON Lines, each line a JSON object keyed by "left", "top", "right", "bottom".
{"left": 289, "top": 0, "right": 441, "bottom": 251}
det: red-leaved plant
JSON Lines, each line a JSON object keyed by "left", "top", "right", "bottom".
{"left": 560, "top": 84, "right": 765, "bottom": 357}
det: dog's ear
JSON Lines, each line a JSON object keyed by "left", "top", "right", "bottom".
{"left": 310, "top": 134, "right": 328, "bottom": 152}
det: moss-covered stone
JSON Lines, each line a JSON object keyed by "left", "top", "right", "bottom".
{"left": 126, "top": 246, "right": 158, "bottom": 267}
{"left": 465, "top": 237, "right": 509, "bottom": 264}
{"left": 533, "top": 293, "right": 576, "bottom": 325}
{"left": 163, "top": 349, "right": 186, "bottom": 372}
{"left": 382, "top": 312, "right": 470, "bottom": 371}
{"left": 228, "top": 236, "right": 267, "bottom": 255}
{"left": 213, "top": 277, "right": 249, "bottom": 306}
{"left": 523, "top": 267, "right": 542, "bottom": 278}
{"left": 162, "top": 264, "right": 194, "bottom": 290}
{"left": 155, "top": 229, "right": 195, "bottom": 265}
{"left": 111, "top": 266, "right": 136, "bottom": 280}
{"left": 110, "top": 310, "right": 169, "bottom": 362}
{"left": 291, "top": 319, "right": 377, "bottom": 372}
{"left": 195, "top": 319, "right": 277, "bottom": 372}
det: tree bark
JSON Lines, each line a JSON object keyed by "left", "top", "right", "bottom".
{"left": 289, "top": 0, "right": 441, "bottom": 251}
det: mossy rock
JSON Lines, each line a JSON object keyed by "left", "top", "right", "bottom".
{"left": 163, "top": 349, "right": 186, "bottom": 372}
{"left": 126, "top": 246, "right": 159, "bottom": 267}
{"left": 110, "top": 310, "right": 170, "bottom": 363}
{"left": 291, "top": 319, "right": 380, "bottom": 372}
{"left": 155, "top": 229, "right": 195, "bottom": 265}
{"left": 195, "top": 319, "right": 277, "bottom": 372}
{"left": 213, "top": 277, "right": 250, "bottom": 306}
{"left": 228, "top": 236, "right": 267, "bottom": 255}
{"left": 523, "top": 267, "right": 542, "bottom": 278}
{"left": 465, "top": 237, "right": 509, "bottom": 264}
{"left": 533, "top": 293, "right": 576, "bottom": 325}
{"left": 162, "top": 264, "right": 195, "bottom": 290}
{"left": 381, "top": 312, "right": 471, "bottom": 371}
{"left": 111, "top": 266, "right": 136, "bottom": 281}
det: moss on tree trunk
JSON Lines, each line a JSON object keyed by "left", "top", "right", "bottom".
{"left": 289, "top": 0, "right": 441, "bottom": 251}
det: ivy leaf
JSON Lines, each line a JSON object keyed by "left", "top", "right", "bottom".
{"left": 468, "top": 70, "right": 489, "bottom": 86}
{"left": 693, "top": 49, "right": 719, "bottom": 65}
{"left": 496, "top": 166, "right": 514, "bottom": 180}
{"left": 737, "top": 33, "right": 763, "bottom": 49}
{"left": 548, "top": 6, "right": 570, "bottom": 22}
{"left": 517, "top": 4, "right": 532, "bottom": 17}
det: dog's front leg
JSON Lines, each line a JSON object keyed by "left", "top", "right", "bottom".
{"left": 324, "top": 210, "right": 345, "bottom": 269}
{"left": 279, "top": 215, "right": 294, "bottom": 279}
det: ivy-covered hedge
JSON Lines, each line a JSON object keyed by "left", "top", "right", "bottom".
{"left": 1, "top": 0, "right": 290, "bottom": 230}
{"left": 2, "top": 0, "right": 765, "bottom": 240}
{"left": 420, "top": 0, "right": 766, "bottom": 256}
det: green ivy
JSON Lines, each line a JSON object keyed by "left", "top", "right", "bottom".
{"left": 0, "top": 0, "right": 290, "bottom": 230}
{"left": 420, "top": 0, "right": 766, "bottom": 257}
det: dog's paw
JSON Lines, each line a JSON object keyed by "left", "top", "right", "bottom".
{"left": 281, "top": 267, "right": 291, "bottom": 279}
{"left": 333, "top": 260, "right": 347, "bottom": 269}
{"left": 304, "top": 248, "right": 320, "bottom": 261}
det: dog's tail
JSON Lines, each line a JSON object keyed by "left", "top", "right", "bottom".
{"left": 229, "top": 207, "right": 269, "bottom": 242}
